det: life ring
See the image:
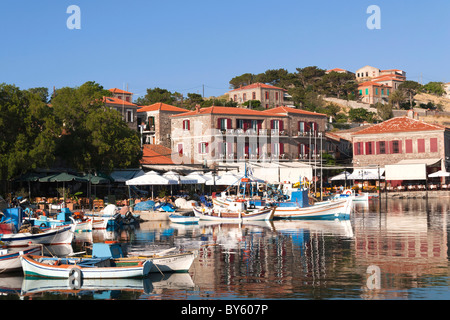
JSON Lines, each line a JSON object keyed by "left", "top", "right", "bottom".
{"left": 39, "top": 223, "right": 47, "bottom": 228}
{"left": 344, "top": 190, "right": 352, "bottom": 195}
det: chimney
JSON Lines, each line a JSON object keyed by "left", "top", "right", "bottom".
{"left": 195, "top": 104, "right": 201, "bottom": 113}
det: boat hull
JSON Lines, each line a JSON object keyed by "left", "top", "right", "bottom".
{"left": 142, "top": 252, "right": 196, "bottom": 273}
{"left": 20, "top": 255, "right": 152, "bottom": 279}
{"left": 193, "top": 207, "right": 274, "bottom": 222}
{"left": 0, "top": 226, "right": 74, "bottom": 247}
{"left": 273, "top": 198, "right": 353, "bottom": 220}
{"left": 168, "top": 214, "right": 199, "bottom": 225}
{"left": 0, "top": 246, "right": 42, "bottom": 272}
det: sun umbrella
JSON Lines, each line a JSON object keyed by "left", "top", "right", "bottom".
{"left": 428, "top": 170, "right": 450, "bottom": 178}
{"left": 162, "top": 171, "right": 198, "bottom": 184}
{"left": 126, "top": 171, "right": 178, "bottom": 199}
{"left": 329, "top": 171, "right": 351, "bottom": 181}
{"left": 210, "top": 171, "right": 241, "bottom": 186}
{"left": 39, "top": 173, "right": 85, "bottom": 204}
{"left": 185, "top": 172, "right": 211, "bottom": 184}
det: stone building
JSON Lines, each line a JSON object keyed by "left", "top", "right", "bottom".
{"left": 104, "top": 88, "right": 138, "bottom": 131}
{"left": 351, "top": 117, "right": 450, "bottom": 181}
{"left": 170, "top": 105, "right": 327, "bottom": 165}
{"left": 226, "top": 82, "right": 294, "bottom": 109}
{"left": 137, "top": 102, "right": 188, "bottom": 148}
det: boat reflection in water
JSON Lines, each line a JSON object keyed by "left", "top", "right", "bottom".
{"left": 19, "top": 273, "right": 195, "bottom": 299}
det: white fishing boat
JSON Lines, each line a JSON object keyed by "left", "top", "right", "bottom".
{"left": 0, "top": 225, "right": 74, "bottom": 247}
{"left": 334, "top": 189, "right": 369, "bottom": 202}
{"left": 20, "top": 254, "right": 153, "bottom": 279}
{"left": 169, "top": 214, "right": 199, "bottom": 225}
{"left": 193, "top": 201, "right": 275, "bottom": 222}
{"left": 0, "top": 245, "right": 42, "bottom": 273}
{"left": 271, "top": 198, "right": 353, "bottom": 220}
{"left": 214, "top": 189, "right": 353, "bottom": 220}
{"left": 127, "top": 247, "right": 197, "bottom": 273}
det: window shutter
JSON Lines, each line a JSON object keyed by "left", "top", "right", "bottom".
{"left": 280, "top": 143, "right": 284, "bottom": 154}
{"left": 279, "top": 121, "right": 284, "bottom": 131}
{"left": 217, "top": 118, "right": 222, "bottom": 129}
{"left": 227, "top": 118, "right": 231, "bottom": 129}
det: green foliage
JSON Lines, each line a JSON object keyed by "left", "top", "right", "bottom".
{"left": 0, "top": 84, "right": 58, "bottom": 180}
{"left": 348, "top": 108, "right": 376, "bottom": 123}
{"left": 422, "top": 82, "right": 445, "bottom": 96}
{"left": 242, "top": 100, "right": 261, "bottom": 108}
{"left": 51, "top": 81, "right": 142, "bottom": 173}
{"left": 374, "top": 102, "right": 393, "bottom": 121}
{"left": 135, "top": 87, "right": 182, "bottom": 106}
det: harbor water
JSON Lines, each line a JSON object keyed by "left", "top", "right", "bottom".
{"left": 1, "top": 197, "right": 450, "bottom": 300}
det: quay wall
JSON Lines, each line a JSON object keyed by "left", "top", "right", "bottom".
{"left": 381, "top": 190, "right": 450, "bottom": 199}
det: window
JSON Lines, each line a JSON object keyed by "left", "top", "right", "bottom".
{"left": 375, "top": 88, "right": 378, "bottom": 95}
{"left": 183, "top": 119, "right": 190, "bottom": 130}
{"left": 354, "top": 142, "right": 363, "bottom": 155}
{"left": 365, "top": 88, "right": 369, "bottom": 95}
{"left": 275, "top": 92, "right": 279, "bottom": 100}
{"left": 265, "top": 104, "right": 269, "bottom": 109}
{"left": 430, "top": 138, "right": 438, "bottom": 152}
{"left": 233, "top": 95, "right": 237, "bottom": 102}
{"left": 377, "top": 141, "right": 386, "bottom": 154}
{"left": 391, "top": 140, "right": 401, "bottom": 154}
{"left": 359, "top": 90, "right": 362, "bottom": 95}
{"left": 387, "top": 89, "right": 390, "bottom": 95}
{"left": 125, "top": 96, "right": 130, "bottom": 102}
{"left": 365, "top": 142, "right": 374, "bottom": 155}
{"left": 252, "top": 92, "right": 256, "bottom": 100}
{"left": 271, "top": 120, "right": 283, "bottom": 131}
{"left": 298, "top": 121, "right": 306, "bottom": 133}
{"left": 418, "top": 139, "right": 425, "bottom": 153}
{"left": 217, "top": 118, "right": 231, "bottom": 130}
{"left": 265, "top": 91, "right": 269, "bottom": 100}
{"left": 126, "top": 109, "right": 133, "bottom": 122}
{"left": 243, "top": 93, "right": 247, "bottom": 102}
{"left": 405, "top": 139, "right": 413, "bottom": 153}
{"left": 198, "top": 142, "right": 209, "bottom": 154}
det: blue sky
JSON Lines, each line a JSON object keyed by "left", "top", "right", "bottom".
{"left": 1, "top": 0, "right": 449, "bottom": 100}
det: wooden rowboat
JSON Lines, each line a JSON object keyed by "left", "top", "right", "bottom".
{"left": 0, "top": 245, "right": 42, "bottom": 273}
{"left": 20, "top": 254, "right": 153, "bottom": 279}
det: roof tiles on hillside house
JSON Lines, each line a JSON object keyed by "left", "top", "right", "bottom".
{"left": 171, "top": 106, "right": 275, "bottom": 118}
{"left": 352, "top": 117, "right": 446, "bottom": 135}
{"left": 140, "top": 144, "right": 174, "bottom": 165}
{"left": 228, "top": 82, "right": 287, "bottom": 92}
{"left": 103, "top": 96, "right": 137, "bottom": 106}
{"left": 138, "top": 102, "right": 188, "bottom": 113}
{"left": 263, "top": 106, "right": 327, "bottom": 117}
{"left": 109, "top": 88, "right": 133, "bottom": 95}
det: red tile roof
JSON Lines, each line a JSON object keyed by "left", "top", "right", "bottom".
{"left": 228, "top": 82, "right": 287, "bottom": 92}
{"left": 358, "top": 81, "right": 392, "bottom": 88}
{"left": 372, "top": 74, "right": 405, "bottom": 81}
{"left": 352, "top": 117, "right": 445, "bottom": 135}
{"left": 140, "top": 144, "right": 174, "bottom": 165}
{"left": 138, "top": 103, "right": 188, "bottom": 113}
{"left": 103, "top": 96, "right": 137, "bottom": 106}
{"left": 326, "top": 68, "right": 347, "bottom": 73}
{"left": 109, "top": 88, "right": 133, "bottom": 95}
{"left": 263, "top": 106, "right": 327, "bottom": 117}
{"left": 172, "top": 106, "right": 273, "bottom": 117}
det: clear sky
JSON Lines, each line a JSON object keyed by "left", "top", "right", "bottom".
{"left": 1, "top": 0, "right": 449, "bottom": 100}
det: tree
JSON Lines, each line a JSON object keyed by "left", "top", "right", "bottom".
{"left": 399, "top": 81, "right": 422, "bottom": 108}
{"left": 135, "top": 87, "right": 182, "bottom": 106}
{"left": 320, "top": 72, "right": 357, "bottom": 99}
{"left": 374, "top": 102, "right": 393, "bottom": 121}
{"left": 0, "top": 84, "right": 58, "bottom": 180}
{"left": 423, "top": 82, "right": 445, "bottom": 96}
{"left": 293, "top": 66, "right": 326, "bottom": 90}
{"left": 388, "top": 89, "right": 405, "bottom": 109}
{"left": 229, "top": 73, "right": 255, "bottom": 89}
{"left": 348, "top": 108, "right": 376, "bottom": 123}
{"left": 51, "top": 81, "right": 142, "bottom": 173}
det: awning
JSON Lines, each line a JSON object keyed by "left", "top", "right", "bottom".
{"left": 110, "top": 169, "right": 145, "bottom": 182}
{"left": 348, "top": 168, "right": 385, "bottom": 180}
{"left": 385, "top": 159, "right": 442, "bottom": 181}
